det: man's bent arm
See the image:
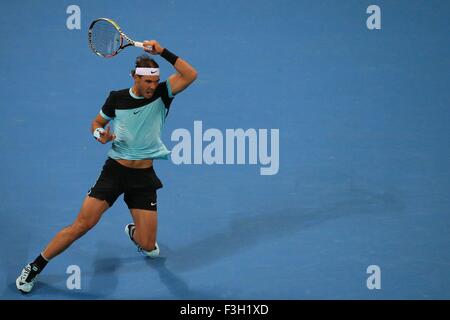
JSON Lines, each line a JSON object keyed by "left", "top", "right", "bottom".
{"left": 143, "top": 40, "right": 198, "bottom": 95}
{"left": 91, "top": 114, "right": 109, "bottom": 134}
{"left": 167, "top": 57, "right": 198, "bottom": 95}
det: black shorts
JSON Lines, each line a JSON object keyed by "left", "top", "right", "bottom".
{"left": 87, "top": 158, "right": 163, "bottom": 211}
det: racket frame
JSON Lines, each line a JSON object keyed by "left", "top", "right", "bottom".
{"left": 88, "top": 18, "right": 144, "bottom": 58}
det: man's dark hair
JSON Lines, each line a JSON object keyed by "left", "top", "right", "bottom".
{"left": 131, "top": 54, "right": 159, "bottom": 77}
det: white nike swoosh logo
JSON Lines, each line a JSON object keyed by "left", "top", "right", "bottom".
{"left": 151, "top": 202, "right": 157, "bottom": 206}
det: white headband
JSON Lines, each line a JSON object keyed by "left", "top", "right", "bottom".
{"left": 135, "top": 67, "right": 160, "bottom": 76}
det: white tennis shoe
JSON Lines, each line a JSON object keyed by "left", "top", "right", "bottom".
{"left": 124, "top": 223, "right": 160, "bottom": 258}
{"left": 16, "top": 264, "right": 38, "bottom": 293}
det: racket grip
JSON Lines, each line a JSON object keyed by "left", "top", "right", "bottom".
{"left": 134, "top": 41, "right": 145, "bottom": 48}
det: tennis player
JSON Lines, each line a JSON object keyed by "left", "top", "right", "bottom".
{"left": 16, "top": 40, "right": 197, "bottom": 293}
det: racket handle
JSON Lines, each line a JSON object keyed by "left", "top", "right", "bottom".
{"left": 134, "top": 41, "right": 154, "bottom": 51}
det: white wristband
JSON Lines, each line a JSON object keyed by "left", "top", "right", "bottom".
{"left": 93, "top": 127, "right": 105, "bottom": 140}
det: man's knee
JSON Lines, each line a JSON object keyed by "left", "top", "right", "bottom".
{"left": 70, "top": 219, "right": 95, "bottom": 238}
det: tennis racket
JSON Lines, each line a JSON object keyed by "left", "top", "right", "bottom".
{"left": 88, "top": 18, "right": 149, "bottom": 58}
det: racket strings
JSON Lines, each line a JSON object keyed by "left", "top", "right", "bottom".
{"left": 90, "top": 20, "right": 122, "bottom": 57}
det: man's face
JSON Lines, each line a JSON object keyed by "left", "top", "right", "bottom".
{"left": 134, "top": 75, "right": 160, "bottom": 98}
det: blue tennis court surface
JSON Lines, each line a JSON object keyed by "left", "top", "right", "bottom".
{"left": 1, "top": 0, "right": 450, "bottom": 299}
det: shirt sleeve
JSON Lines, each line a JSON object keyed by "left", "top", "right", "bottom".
{"left": 100, "top": 91, "right": 116, "bottom": 120}
{"left": 159, "top": 81, "right": 175, "bottom": 109}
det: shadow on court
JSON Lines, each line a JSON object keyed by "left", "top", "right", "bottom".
{"left": 166, "top": 187, "right": 404, "bottom": 272}
{"left": 145, "top": 257, "right": 219, "bottom": 299}
{"left": 2, "top": 187, "right": 404, "bottom": 299}
{"left": 89, "top": 242, "right": 217, "bottom": 299}
{"left": 87, "top": 253, "right": 222, "bottom": 299}
{"left": 89, "top": 255, "right": 121, "bottom": 297}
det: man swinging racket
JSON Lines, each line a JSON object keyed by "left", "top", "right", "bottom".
{"left": 16, "top": 39, "right": 197, "bottom": 293}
